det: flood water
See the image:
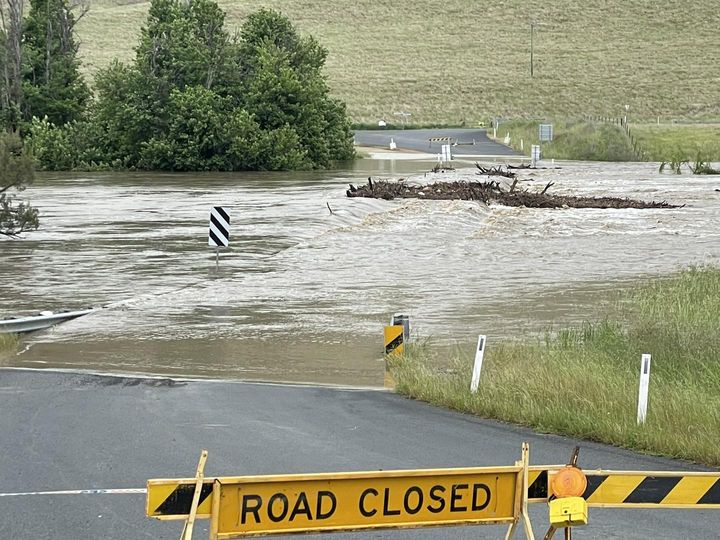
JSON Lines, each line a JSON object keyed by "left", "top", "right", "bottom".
{"left": 1, "top": 159, "right": 719, "bottom": 386}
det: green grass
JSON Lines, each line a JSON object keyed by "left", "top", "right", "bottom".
{"left": 0, "top": 334, "right": 17, "bottom": 357}
{"left": 631, "top": 124, "right": 720, "bottom": 162}
{"left": 495, "top": 119, "right": 637, "bottom": 161}
{"left": 390, "top": 267, "right": 720, "bottom": 465}
{"left": 75, "top": 1, "right": 720, "bottom": 124}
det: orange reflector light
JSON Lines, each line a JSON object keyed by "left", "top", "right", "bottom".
{"left": 551, "top": 466, "right": 587, "bottom": 498}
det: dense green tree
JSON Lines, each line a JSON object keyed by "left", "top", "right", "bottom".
{"left": 90, "top": 61, "right": 164, "bottom": 167}
{"left": 20, "top": 0, "right": 90, "bottom": 126}
{"left": 82, "top": 3, "right": 353, "bottom": 171}
{"left": 0, "top": 0, "right": 25, "bottom": 131}
{"left": 0, "top": 133, "right": 38, "bottom": 237}
{"left": 138, "top": 85, "right": 234, "bottom": 170}
{"left": 136, "top": 0, "right": 236, "bottom": 92}
{"left": 1, "top": 0, "right": 89, "bottom": 133}
{"left": 238, "top": 9, "right": 354, "bottom": 168}
{"left": 87, "top": 0, "right": 239, "bottom": 169}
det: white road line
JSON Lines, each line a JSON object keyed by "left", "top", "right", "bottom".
{"left": 0, "top": 488, "right": 146, "bottom": 497}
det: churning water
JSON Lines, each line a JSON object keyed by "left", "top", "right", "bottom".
{"left": 1, "top": 160, "right": 718, "bottom": 385}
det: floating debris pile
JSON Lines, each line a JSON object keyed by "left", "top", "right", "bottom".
{"left": 475, "top": 164, "right": 516, "bottom": 178}
{"left": 346, "top": 178, "right": 682, "bottom": 209}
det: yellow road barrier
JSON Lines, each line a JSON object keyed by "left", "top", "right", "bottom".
{"left": 147, "top": 447, "right": 720, "bottom": 539}
{"left": 148, "top": 444, "right": 538, "bottom": 539}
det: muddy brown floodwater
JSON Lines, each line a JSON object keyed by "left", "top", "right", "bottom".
{"left": 1, "top": 160, "right": 719, "bottom": 386}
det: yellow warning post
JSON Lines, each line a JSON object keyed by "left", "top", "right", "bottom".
{"left": 384, "top": 325, "right": 404, "bottom": 356}
{"left": 383, "top": 325, "right": 404, "bottom": 389}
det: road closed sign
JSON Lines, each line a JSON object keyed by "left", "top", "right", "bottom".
{"left": 205, "top": 466, "right": 521, "bottom": 537}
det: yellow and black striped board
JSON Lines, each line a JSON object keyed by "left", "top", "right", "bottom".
{"left": 149, "top": 469, "right": 720, "bottom": 520}
{"left": 384, "top": 325, "right": 404, "bottom": 356}
{"left": 527, "top": 470, "right": 720, "bottom": 508}
{"left": 527, "top": 468, "right": 552, "bottom": 501}
{"left": 147, "top": 479, "right": 215, "bottom": 520}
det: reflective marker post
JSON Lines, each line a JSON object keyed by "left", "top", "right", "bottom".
{"left": 531, "top": 145, "right": 541, "bottom": 167}
{"left": 470, "top": 335, "right": 486, "bottom": 394}
{"left": 390, "top": 314, "right": 410, "bottom": 344}
{"left": 637, "top": 354, "right": 651, "bottom": 424}
{"left": 383, "top": 325, "right": 405, "bottom": 389}
{"left": 208, "top": 206, "right": 230, "bottom": 271}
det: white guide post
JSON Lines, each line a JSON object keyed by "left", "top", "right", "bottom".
{"left": 531, "top": 145, "right": 541, "bottom": 167}
{"left": 470, "top": 335, "right": 487, "bottom": 394}
{"left": 637, "top": 353, "right": 652, "bottom": 424}
{"left": 441, "top": 144, "right": 452, "bottom": 164}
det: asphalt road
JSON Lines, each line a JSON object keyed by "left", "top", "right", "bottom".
{"left": 354, "top": 129, "right": 519, "bottom": 157}
{"left": 1, "top": 369, "right": 718, "bottom": 539}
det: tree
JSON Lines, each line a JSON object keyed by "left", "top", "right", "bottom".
{"left": 139, "top": 85, "right": 235, "bottom": 170}
{"left": 0, "top": 133, "right": 38, "bottom": 237}
{"left": 0, "top": 0, "right": 25, "bottom": 130}
{"left": 21, "top": 0, "right": 90, "bottom": 126}
{"left": 85, "top": 3, "right": 354, "bottom": 171}
{"left": 89, "top": 0, "right": 238, "bottom": 168}
{"left": 238, "top": 9, "right": 354, "bottom": 168}
{"left": 135, "top": 0, "right": 235, "bottom": 92}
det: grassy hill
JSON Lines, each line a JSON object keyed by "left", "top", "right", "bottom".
{"left": 76, "top": 0, "right": 720, "bottom": 125}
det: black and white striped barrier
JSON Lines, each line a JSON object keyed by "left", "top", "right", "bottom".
{"left": 208, "top": 206, "right": 230, "bottom": 269}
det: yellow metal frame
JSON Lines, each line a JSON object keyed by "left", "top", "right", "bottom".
{"left": 180, "top": 450, "right": 208, "bottom": 540}
{"left": 150, "top": 448, "right": 535, "bottom": 539}
{"left": 505, "top": 442, "right": 536, "bottom": 540}
{"left": 152, "top": 464, "right": 523, "bottom": 487}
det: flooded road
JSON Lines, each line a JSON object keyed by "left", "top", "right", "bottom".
{"left": 1, "top": 160, "right": 719, "bottom": 385}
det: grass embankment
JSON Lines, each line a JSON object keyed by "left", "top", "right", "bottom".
{"left": 75, "top": 1, "right": 720, "bottom": 124}
{"left": 0, "top": 334, "right": 17, "bottom": 357}
{"left": 390, "top": 267, "right": 720, "bottom": 465}
{"left": 496, "top": 119, "right": 636, "bottom": 161}
{"left": 631, "top": 124, "right": 720, "bottom": 162}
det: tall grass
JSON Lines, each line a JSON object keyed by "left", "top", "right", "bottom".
{"left": 390, "top": 267, "right": 720, "bottom": 465}
{"left": 0, "top": 334, "right": 17, "bottom": 357}
{"left": 632, "top": 125, "right": 720, "bottom": 162}
{"left": 496, "top": 120, "right": 636, "bottom": 161}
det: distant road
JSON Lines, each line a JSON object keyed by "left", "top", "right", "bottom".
{"left": 354, "top": 128, "right": 520, "bottom": 157}
{"left": 2, "top": 369, "right": 720, "bottom": 539}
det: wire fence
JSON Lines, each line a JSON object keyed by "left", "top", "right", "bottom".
{"left": 586, "top": 115, "right": 647, "bottom": 161}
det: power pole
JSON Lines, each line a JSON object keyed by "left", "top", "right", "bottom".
{"left": 530, "top": 23, "right": 535, "bottom": 77}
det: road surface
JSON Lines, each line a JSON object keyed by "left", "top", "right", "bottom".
{"left": 354, "top": 129, "right": 519, "bottom": 157}
{"left": 1, "top": 369, "right": 718, "bottom": 539}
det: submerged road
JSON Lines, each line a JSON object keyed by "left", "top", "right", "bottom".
{"left": 1, "top": 369, "right": 719, "bottom": 539}
{"left": 354, "top": 128, "right": 520, "bottom": 156}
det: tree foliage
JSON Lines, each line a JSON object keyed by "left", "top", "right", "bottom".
{"left": 1, "top": 0, "right": 89, "bottom": 132}
{"left": 44, "top": 4, "right": 354, "bottom": 171}
{"left": 0, "top": 0, "right": 25, "bottom": 130}
{"left": 21, "top": 0, "right": 90, "bottom": 127}
{"left": 0, "top": 133, "right": 38, "bottom": 237}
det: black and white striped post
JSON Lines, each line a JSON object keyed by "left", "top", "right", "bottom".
{"left": 208, "top": 206, "right": 230, "bottom": 270}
